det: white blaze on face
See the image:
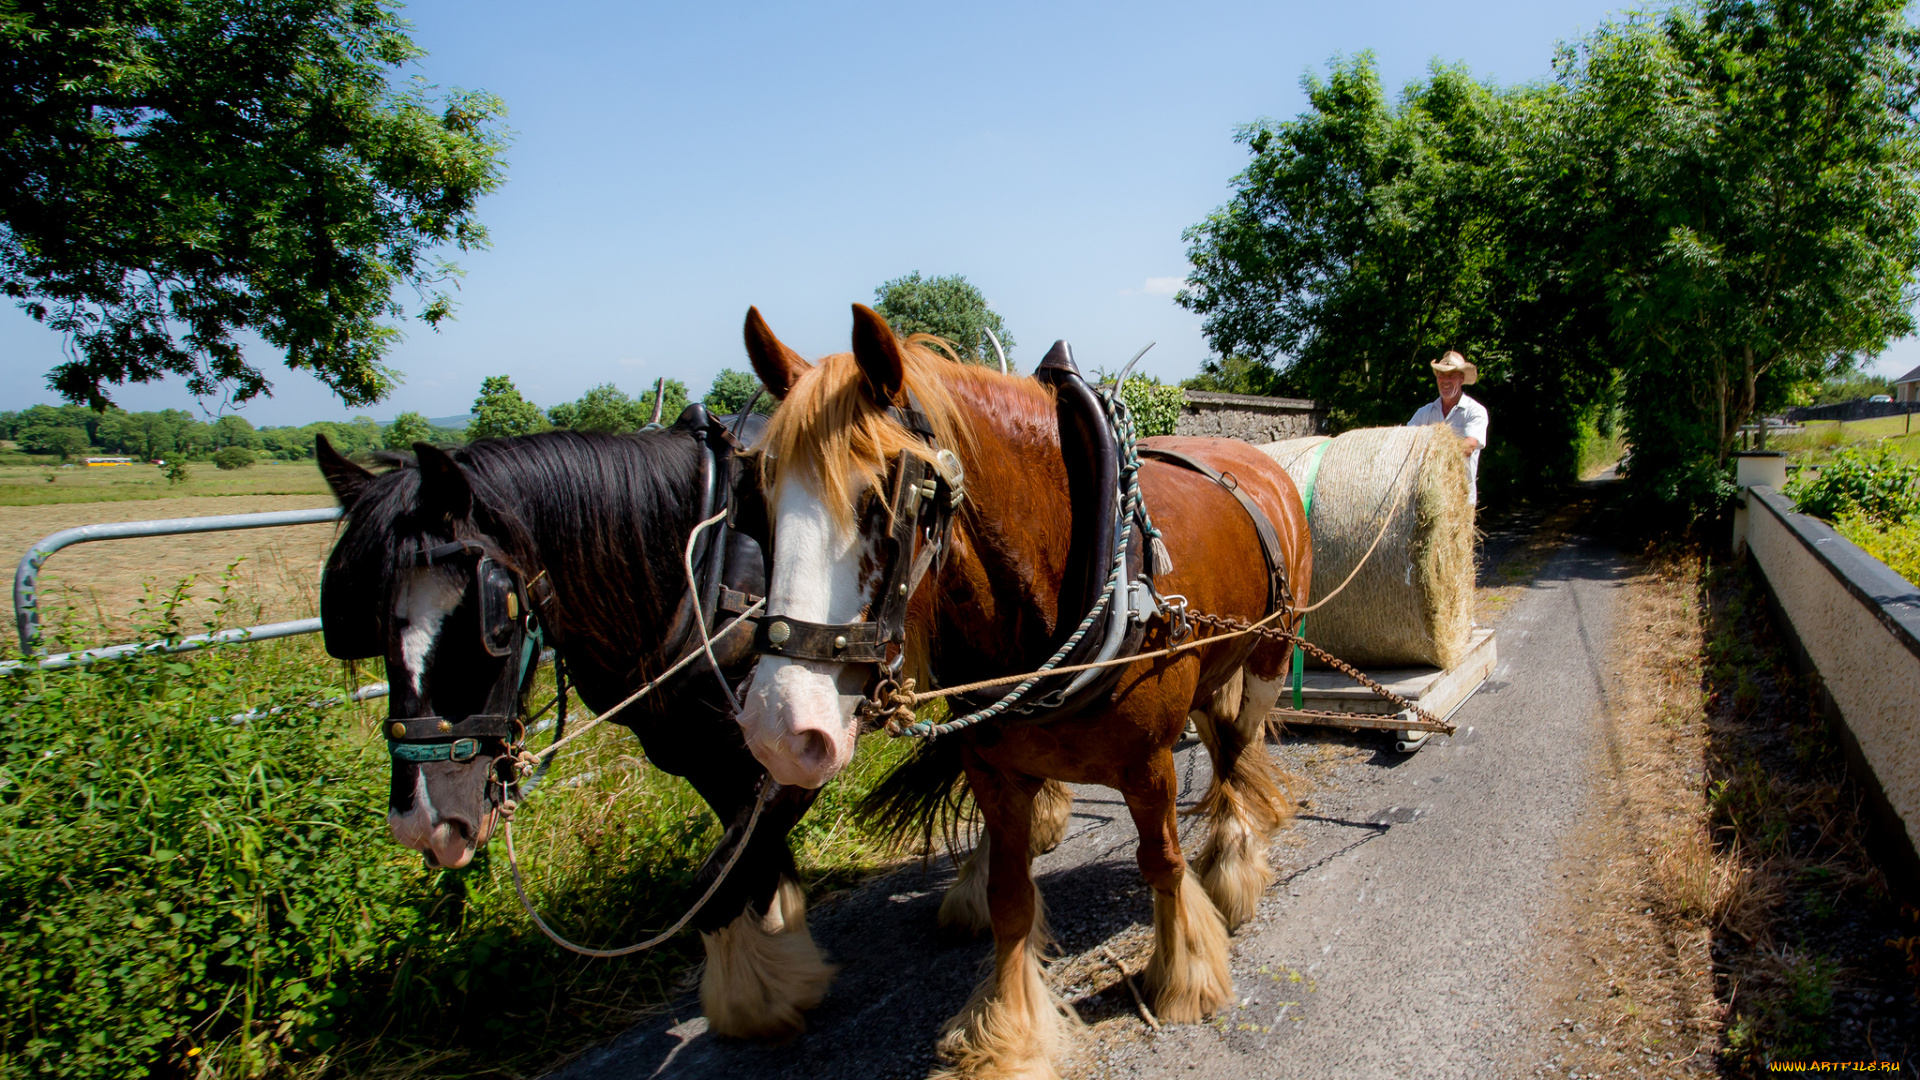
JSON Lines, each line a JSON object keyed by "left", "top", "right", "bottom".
{"left": 386, "top": 568, "right": 482, "bottom": 868}
{"left": 737, "top": 477, "right": 872, "bottom": 789}
{"left": 394, "top": 570, "right": 462, "bottom": 696}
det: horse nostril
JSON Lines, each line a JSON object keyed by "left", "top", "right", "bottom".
{"left": 796, "top": 729, "right": 832, "bottom": 767}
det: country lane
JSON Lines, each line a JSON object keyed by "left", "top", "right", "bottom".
{"left": 550, "top": 528, "right": 1628, "bottom": 1080}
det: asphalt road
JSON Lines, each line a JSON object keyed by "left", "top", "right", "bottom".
{"left": 552, "top": 528, "right": 1628, "bottom": 1080}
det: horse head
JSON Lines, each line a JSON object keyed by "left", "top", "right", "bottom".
{"left": 317, "top": 434, "right": 543, "bottom": 868}
{"left": 734, "top": 305, "right": 971, "bottom": 789}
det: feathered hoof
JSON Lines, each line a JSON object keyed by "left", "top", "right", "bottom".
{"left": 1143, "top": 874, "right": 1233, "bottom": 1023}
{"left": 1194, "top": 809, "right": 1275, "bottom": 932}
{"left": 934, "top": 940, "right": 1080, "bottom": 1080}
{"left": 701, "top": 878, "right": 838, "bottom": 1040}
{"left": 939, "top": 835, "right": 994, "bottom": 935}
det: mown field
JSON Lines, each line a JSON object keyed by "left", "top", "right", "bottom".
{"left": 0, "top": 460, "right": 333, "bottom": 507}
{"left": 0, "top": 493, "right": 340, "bottom": 635}
{"left": 0, "top": 574, "right": 919, "bottom": 1080}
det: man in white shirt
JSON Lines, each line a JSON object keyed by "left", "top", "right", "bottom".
{"left": 1407, "top": 350, "right": 1490, "bottom": 505}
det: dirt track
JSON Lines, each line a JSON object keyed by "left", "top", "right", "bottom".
{"left": 548, "top": 503, "right": 1662, "bottom": 1079}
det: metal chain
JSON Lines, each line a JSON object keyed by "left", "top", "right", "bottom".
{"left": 1184, "top": 611, "right": 1448, "bottom": 732}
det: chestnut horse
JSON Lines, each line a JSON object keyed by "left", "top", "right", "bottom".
{"left": 732, "top": 305, "right": 1312, "bottom": 1078}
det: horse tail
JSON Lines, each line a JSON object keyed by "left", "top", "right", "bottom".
{"left": 856, "top": 735, "right": 974, "bottom": 855}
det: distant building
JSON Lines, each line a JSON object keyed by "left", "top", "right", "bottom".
{"left": 1897, "top": 364, "right": 1920, "bottom": 402}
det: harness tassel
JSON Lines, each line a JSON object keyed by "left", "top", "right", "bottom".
{"left": 1149, "top": 535, "right": 1173, "bottom": 577}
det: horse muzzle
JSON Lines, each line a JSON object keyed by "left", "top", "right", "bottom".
{"left": 388, "top": 757, "right": 506, "bottom": 868}
{"left": 740, "top": 660, "right": 859, "bottom": 789}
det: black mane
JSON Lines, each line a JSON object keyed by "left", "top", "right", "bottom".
{"left": 323, "top": 426, "right": 709, "bottom": 713}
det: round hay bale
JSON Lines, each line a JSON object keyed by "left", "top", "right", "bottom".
{"left": 1259, "top": 425, "right": 1474, "bottom": 669}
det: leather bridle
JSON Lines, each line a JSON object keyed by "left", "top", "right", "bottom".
{"left": 383, "top": 538, "right": 553, "bottom": 767}
{"left": 750, "top": 398, "right": 966, "bottom": 697}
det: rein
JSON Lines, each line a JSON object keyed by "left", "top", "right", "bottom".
{"left": 493, "top": 510, "right": 771, "bottom": 958}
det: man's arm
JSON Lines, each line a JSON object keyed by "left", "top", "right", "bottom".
{"left": 1460, "top": 401, "right": 1488, "bottom": 452}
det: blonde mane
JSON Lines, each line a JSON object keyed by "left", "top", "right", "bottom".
{"left": 757, "top": 335, "right": 1052, "bottom": 530}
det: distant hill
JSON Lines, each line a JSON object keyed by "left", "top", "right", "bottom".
{"left": 426, "top": 414, "right": 474, "bottom": 429}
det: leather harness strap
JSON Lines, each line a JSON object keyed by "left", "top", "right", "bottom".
{"left": 1137, "top": 446, "right": 1291, "bottom": 617}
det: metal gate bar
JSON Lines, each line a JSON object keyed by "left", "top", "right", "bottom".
{"left": 11, "top": 505, "right": 345, "bottom": 666}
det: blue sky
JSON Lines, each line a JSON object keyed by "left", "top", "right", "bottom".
{"left": 7, "top": 0, "right": 1917, "bottom": 424}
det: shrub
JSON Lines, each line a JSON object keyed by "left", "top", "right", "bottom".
{"left": 1117, "top": 380, "right": 1186, "bottom": 438}
{"left": 1835, "top": 510, "right": 1920, "bottom": 587}
{"left": 211, "top": 446, "right": 256, "bottom": 470}
{"left": 1786, "top": 444, "right": 1920, "bottom": 524}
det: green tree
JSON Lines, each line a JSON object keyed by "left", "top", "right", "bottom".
{"left": 208, "top": 414, "right": 259, "bottom": 451}
{"left": 468, "top": 375, "right": 547, "bottom": 440}
{"left": 702, "top": 369, "right": 776, "bottom": 416}
{"left": 873, "top": 272, "right": 1016, "bottom": 368}
{"left": 638, "top": 378, "right": 689, "bottom": 427}
{"left": 1180, "top": 57, "right": 1615, "bottom": 498}
{"left": 383, "top": 412, "right": 435, "bottom": 451}
{"left": 546, "top": 381, "right": 688, "bottom": 433}
{"left": 0, "top": 0, "right": 508, "bottom": 409}
{"left": 19, "top": 424, "right": 90, "bottom": 459}
{"left": 1562, "top": 0, "right": 1920, "bottom": 512}
{"left": 212, "top": 445, "right": 256, "bottom": 470}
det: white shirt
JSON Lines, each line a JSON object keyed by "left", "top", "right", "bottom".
{"left": 1408, "top": 393, "right": 1489, "bottom": 505}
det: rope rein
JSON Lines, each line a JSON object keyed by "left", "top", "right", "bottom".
{"left": 500, "top": 778, "right": 771, "bottom": 958}
{"left": 499, "top": 510, "right": 770, "bottom": 958}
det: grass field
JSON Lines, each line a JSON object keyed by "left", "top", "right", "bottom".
{"left": 1, "top": 577, "right": 920, "bottom": 1079}
{"left": 1766, "top": 416, "right": 1920, "bottom": 464}
{"left": 0, "top": 459, "right": 333, "bottom": 506}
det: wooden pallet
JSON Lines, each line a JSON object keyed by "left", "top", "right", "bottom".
{"left": 1269, "top": 627, "right": 1496, "bottom": 747}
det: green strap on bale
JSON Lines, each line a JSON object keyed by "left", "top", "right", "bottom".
{"left": 1291, "top": 439, "right": 1331, "bottom": 710}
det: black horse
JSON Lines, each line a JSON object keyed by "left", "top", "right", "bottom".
{"left": 313, "top": 405, "right": 834, "bottom": 1039}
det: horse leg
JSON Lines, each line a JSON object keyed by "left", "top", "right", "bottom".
{"left": 1123, "top": 750, "right": 1233, "bottom": 1023}
{"left": 685, "top": 774, "right": 838, "bottom": 1040}
{"left": 935, "top": 764, "right": 1079, "bottom": 1080}
{"left": 1190, "top": 670, "right": 1296, "bottom": 930}
{"left": 939, "top": 779, "right": 1073, "bottom": 935}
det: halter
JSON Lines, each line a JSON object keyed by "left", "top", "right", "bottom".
{"left": 751, "top": 395, "right": 966, "bottom": 687}
{"left": 383, "top": 538, "right": 552, "bottom": 766}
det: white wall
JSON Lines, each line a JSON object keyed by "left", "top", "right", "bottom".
{"left": 1747, "top": 487, "right": 1920, "bottom": 877}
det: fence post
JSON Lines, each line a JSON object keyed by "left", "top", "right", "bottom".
{"left": 1731, "top": 451, "right": 1788, "bottom": 555}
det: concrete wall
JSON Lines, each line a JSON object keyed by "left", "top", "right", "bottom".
{"left": 1745, "top": 487, "right": 1920, "bottom": 893}
{"left": 1174, "top": 390, "right": 1326, "bottom": 443}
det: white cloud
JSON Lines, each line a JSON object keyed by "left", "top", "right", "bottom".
{"left": 1121, "top": 276, "right": 1188, "bottom": 297}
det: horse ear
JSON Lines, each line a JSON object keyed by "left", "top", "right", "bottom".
{"left": 413, "top": 442, "right": 472, "bottom": 522}
{"left": 315, "top": 433, "right": 374, "bottom": 509}
{"left": 743, "top": 306, "right": 811, "bottom": 399}
{"left": 850, "top": 303, "right": 906, "bottom": 404}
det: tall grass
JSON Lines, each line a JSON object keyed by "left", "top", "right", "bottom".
{"left": 0, "top": 570, "right": 913, "bottom": 1079}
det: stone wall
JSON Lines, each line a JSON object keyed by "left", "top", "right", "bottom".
{"left": 1173, "top": 390, "right": 1326, "bottom": 443}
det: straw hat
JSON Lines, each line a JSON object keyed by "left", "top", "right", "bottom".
{"left": 1429, "top": 350, "right": 1477, "bottom": 385}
